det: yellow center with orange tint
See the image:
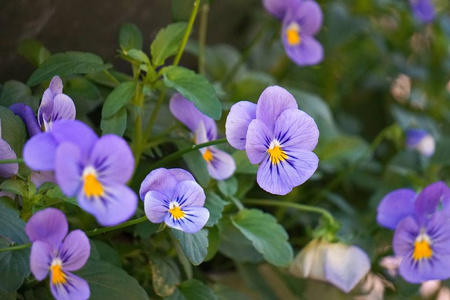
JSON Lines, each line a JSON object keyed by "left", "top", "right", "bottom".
{"left": 82, "top": 167, "right": 104, "bottom": 198}
{"left": 50, "top": 261, "right": 66, "bottom": 285}
{"left": 203, "top": 148, "right": 214, "bottom": 163}
{"left": 169, "top": 202, "right": 186, "bottom": 220}
{"left": 267, "top": 140, "right": 288, "bottom": 165}
{"left": 286, "top": 23, "right": 301, "bottom": 46}
{"left": 413, "top": 233, "right": 433, "bottom": 261}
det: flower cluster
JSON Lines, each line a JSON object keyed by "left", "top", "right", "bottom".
{"left": 23, "top": 120, "right": 137, "bottom": 226}
{"left": 263, "top": 0, "right": 323, "bottom": 66}
{"left": 377, "top": 181, "right": 450, "bottom": 283}
{"left": 226, "top": 85, "right": 319, "bottom": 195}
{"left": 25, "top": 208, "right": 90, "bottom": 300}
{"left": 140, "top": 168, "right": 209, "bottom": 234}
{"left": 170, "top": 93, "right": 235, "bottom": 180}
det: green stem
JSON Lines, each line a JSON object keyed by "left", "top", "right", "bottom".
{"left": 173, "top": 0, "right": 201, "bottom": 66}
{"left": 149, "top": 138, "right": 228, "bottom": 170}
{"left": 0, "top": 158, "right": 24, "bottom": 164}
{"left": 198, "top": 3, "right": 209, "bottom": 75}
{"left": 244, "top": 199, "right": 336, "bottom": 226}
{"left": 102, "top": 70, "right": 120, "bottom": 87}
{"left": 0, "top": 242, "right": 31, "bottom": 252}
{"left": 85, "top": 216, "right": 148, "bottom": 237}
{"left": 228, "top": 196, "right": 244, "bottom": 211}
{"left": 143, "top": 89, "right": 167, "bottom": 142}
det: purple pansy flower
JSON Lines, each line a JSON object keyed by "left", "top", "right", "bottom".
{"left": 0, "top": 119, "right": 19, "bottom": 177}
{"left": 405, "top": 129, "right": 435, "bottom": 157}
{"left": 377, "top": 182, "right": 450, "bottom": 283}
{"left": 281, "top": 0, "right": 323, "bottom": 66}
{"left": 226, "top": 86, "right": 319, "bottom": 195}
{"left": 23, "top": 120, "right": 137, "bottom": 226}
{"left": 8, "top": 103, "right": 41, "bottom": 137}
{"left": 410, "top": 0, "right": 435, "bottom": 23}
{"left": 25, "top": 208, "right": 90, "bottom": 300}
{"left": 263, "top": 0, "right": 296, "bottom": 19}
{"left": 139, "top": 168, "right": 210, "bottom": 234}
{"left": 170, "top": 93, "right": 236, "bottom": 180}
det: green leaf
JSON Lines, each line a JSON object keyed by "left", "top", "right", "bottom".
{"left": 127, "top": 49, "right": 150, "bottom": 65}
{"left": 0, "top": 180, "right": 26, "bottom": 197}
{"left": 64, "top": 76, "right": 102, "bottom": 123}
{"left": 76, "top": 259, "right": 148, "bottom": 300}
{"left": 134, "top": 219, "right": 160, "bottom": 239}
{"left": 27, "top": 52, "right": 112, "bottom": 87}
{"left": 232, "top": 151, "right": 258, "bottom": 175}
{"left": 230, "top": 72, "right": 275, "bottom": 101}
{"left": 101, "top": 107, "right": 127, "bottom": 136}
{"left": 0, "top": 205, "right": 30, "bottom": 292}
{"left": 213, "top": 284, "right": 248, "bottom": 300}
{"left": 102, "top": 81, "right": 137, "bottom": 119}
{"left": 0, "top": 80, "right": 39, "bottom": 111}
{"left": 162, "top": 66, "right": 222, "bottom": 120}
{"left": 167, "top": 279, "right": 217, "bottom": 300}
{"left": 217, "top": 177, "right": 238, "bottom": 197}
{"left": 0, "top": 290, "right": 16, "bottom": 300}
{"left": 150, "top": 255, "right": 181, "bottom": 297}
{"left": 175, "top": 140, "right": 210, "bottom": 187}
{"left": 119, "top": 23, "right": 143, "bottom": 51}
{"left": 90, "top": 240, "right": 122, "bottom": 268}
{"left": 151, "top": 22, "right": 187, "bottom": 67}
{"left": 17, "top": 39, "right": 51, "bottom": 67}
{"left": 171, "top": 229, "right": 208, "bottom": 266}
{"left": 0, "top": 106, "right": 27, "bottom": 156}
{"left": 204, "top": 192, "right": 227, "bottom": 227}
{"left": 231, "top": 209, "right": 293, "bottom": 267}
{"left": 204, "top": 225, "right": 220, "bottom": 262}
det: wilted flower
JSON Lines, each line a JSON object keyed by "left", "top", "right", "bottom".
{"left": 409, "top": 0, "right": 435, "bottom": 24}
{"left": 390, "top": 74, "right": 411, "bottom": 103}
{"left": 377, "top": 182, "right": 450, "bottom": 283}
{"left": 379, "top": 255, "right": 403, "bottom": 277}
{"left": 23, "top": 120, "right": 137, "bottom": 226}
{"left": 139, "top": 168, "right": 209, "bottom": 234}
{"left": 170, "top": 93, "right": 235, "bottom": 180}
{"left": 290, "top": 238, "right": 371, "bottom": 293}
{"left": 25, "top": 208, "right": 90, "bottom": 300}
{"left": 0, "top": 119, "right": 18, "bottom": 178}
{"left": 226, "top": 86, "right": 319, "bottom": 195}
{"left": 405, "top": 129, "right": 435, "bottom": 157}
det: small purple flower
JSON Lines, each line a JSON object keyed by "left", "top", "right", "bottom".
{"left": 410, "top": 0, "right": 435, "bottom": 24}
{"left": 0, "top": 119, "right": 18, "bottom": 178}
{"left": 23, "top": 120, "right": 137, "bottom": 226}
{"left": 170, "top": 93, "right": 236, "bottom": 181}
{"left": 226, "top": 86, "right": 319, "bottom": 195}
{"left": 377, "top": 182, "right": 450, "bottom": 283}
{"left": 25, "top": 208, "right": 90, "bottom": 300}
{"left": 139, "top": 168, "right": 210, "bottom": 234}
{"left": 281, "top": 0, "right": 323, "bottom": 66}
{"left": 405, "top": 129, "right": 435, "bottom": 157}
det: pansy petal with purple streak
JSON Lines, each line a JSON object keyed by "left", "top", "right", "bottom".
{"left": 59, "top": 230, "right": 90, "bottom": 271}
{"left": 139, "top": 168, "right": 179, "bottom": 200}
{"left": 225, "top": 101, "right": 257, "bottom": 150}
{"left": 9, "top": 103, "right": 41, "bottom": 137}
{"left": 173, "top": 180, "right": 206, "bottom": 207}
{"left": 166, "top": 206, "right": 210, "bottom": 234}
{"left": 144, "top": 190, "right": 171, "bottom": 223}
{"left": 29, "top": 241, "right": 52, "bottom": 280}
{"left": 414, "top": 181, "right": 450, "bottom": 224}
{"left": 245, "top": 119, "right": 273, "bottom": 164}
{"left": 206, "top": 147, "right": 236, "bottom": 180}
{"left": 0, "top": 138, "right": 18, "bottom": 177}
{"left": 25, "top": 208, "right": 68, "bottom": 248}
{"left": 50, "top": 271, "right": 90, "bottom": 300}
{"left": 256, "top": 86, "right": 298, "bottom": 129}
{"left": 283, "top": 35, "right": 324, "bottom": 66}
{"left": 49, "top": 76, "right": 63, "bottom": 94}
{"left": 77, "top": 184, "right": 137, "bottom": 226}
{"left": 23, "top": 132, "right": 58, "bottom": 171}
{"left": 376, "top": 188, "right": 416, "bottom": 230}
{"left": 170, "top": 93, "right": 217, "bottom": 140}
{"left": 51, "top": 94, "right": 76, "bottom": 121}
{"left": 89, "top": 135, "right": 134, "bottom": 184}
{"left": 274, "top": 109, "right": 319, "bottom": 151}
{"left": 55, "top": 143, "right": 83, "bottom": 196}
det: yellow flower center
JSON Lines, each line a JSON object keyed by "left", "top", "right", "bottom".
{"left": 413, "top": 234, "right": 433, "bottom": 261}
{"left": 286, "top": 23, "right": 301, "bottom": 46}
{"left": 83, "top": 167, "right": 104, "bottom": 198}
{"left": 203, "top": 148, "right": 214, "bottom": 163}
{"left": 169, "top": 203, "right": 186, "bottom": 220}
{"left": 267, "top": 140, "right": 288, "bottom": 165}
{"left": 50, "top": 262, "right": 66, "bottom": 285}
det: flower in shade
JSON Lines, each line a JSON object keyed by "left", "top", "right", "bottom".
{"left": 25, "top": 208, "right": 90, "bottom": 300}
{"left": 226, "top": 85, "right": 319, "bottom": 195}
{"left": 0, "top": 119, "right": 18, "bottom": 178}
{"left": 405, "top": 129, "right": 435, "bottom": 157}
{"left": 410, "top": 0, "right": 435, "bottom": 23}
{"left": 139, "top": 168, "right": 209, "bottom": 234}
{"left": 377, "top": 182, "right": 450, "bottom": 283}
{"left": 170, "top": 93, "right": 235, "bottom": 180}
{"left": 23, "top": 120, "right": 137, "bottom": 226}
{"left": 290, "top": 238, "right": 371, "bottom": 293}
